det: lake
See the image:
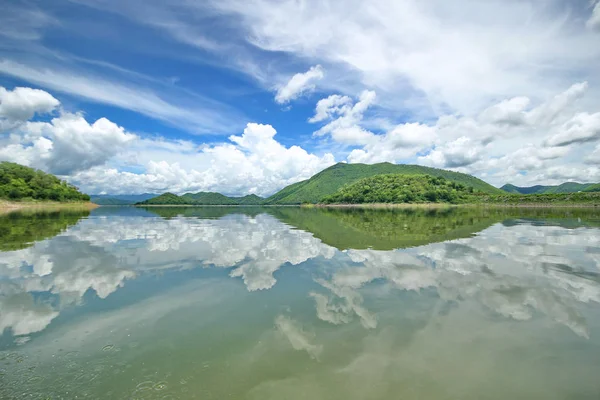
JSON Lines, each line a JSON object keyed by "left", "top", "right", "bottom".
{"left": 1, "top": 206, "right": 600, "bottom": 399}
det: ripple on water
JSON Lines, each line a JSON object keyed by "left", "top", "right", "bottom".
{"left": 135, "top": 380, "right": 155, "bottom": 393}
{"left": 102, "top": 344, "right": 114, "bottom": 352}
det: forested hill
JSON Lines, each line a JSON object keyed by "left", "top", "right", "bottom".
{"left": 321, "top": 174, "right": 475, "bottom": 204}
{"left": 265, "top": 162, "right": 502, "bottom": 204}
{"left": 501, "top": 182, "right": 598, "bottom": 194}
{"left": 138, "top": 192, "right": 266, "bottom": 205}
{"left": 137, "top": 163, "right": 501, "bottom": 206}
{"left": 0, "top": 162, "right": 90, "bottom": 202}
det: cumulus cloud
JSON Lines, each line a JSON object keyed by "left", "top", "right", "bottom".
{"left": 418, "top": 137, "right": 483, "bottom": 168}
{"left": 544, "top": 112, "right": 600, "bottom": 147}
{"left": 275, "top": 65, "right": 324, "bottom": 104}
{"left": 312, "top": 90, "right": 376, "bottom": 145}
{"left": 303, "top": 82, "right": 600, "bottom": 185}
{"left": 70, "top": 123, "right": 335, "bottom": 195}
{"left": 309, "top": 94, "right": 352, "bottom": 123}
{"left": 0, "top": 86, "right": 59, "bottom": 123}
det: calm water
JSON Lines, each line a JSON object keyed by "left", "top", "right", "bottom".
{"left": 1, "top": 206, "right": 600, "bottom": 399}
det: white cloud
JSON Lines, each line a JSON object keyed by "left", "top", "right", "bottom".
{"left": 0, "top": 86, "right": 60, "bottom": 124}
{"left": 275, "top": 65, "right": 324, "bottom": 104}
{"left": 587, "top": 1, "right": 600, "bottom": 31}
{"left": 418, "top": 137, "right": 482, "bottom": 169}
{"left": 69, "top": 123, "right": 335, "bottom": 195}
{"left": 0, "top": 88, "right": 137, "bottom": 175}
{"left": 544, "top": 112, "right": 600, "bottom": 147}
{"left": 0, "top": 85, "right": 335, "bottom": 195}
{"left": 312, "top": 90, "right": 376, "bottom": 145}
{"left": 208, "top": 0, "right": 600, "bottom": 117}
{"left": 309, "top": 94, "right": 352, "bottom": 123}
{"left": 304, "top": 82, "right": 600, "bottom": 186}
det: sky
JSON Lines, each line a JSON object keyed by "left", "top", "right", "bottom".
{"left": 1, "top": 0, "right": 600, "bottom": 196}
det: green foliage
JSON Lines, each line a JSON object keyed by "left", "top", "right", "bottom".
{"left": 583, "top": 184, "right": 600, "bottom": 192}
{"left": 232, "top": 194, "right": 265, "bottom": 205}
{"left": 266, "top": 162, "right": 502, "bottom": 204}
{"left": 321, "top": 174, "right": 475, "bottom": 204}
{"left": 0, "top": 162, "right": 90, "bottom": 202}
{"left": 0, "top": 209, "right": 90, "bottom": 251}
{"left": 181, "top": 192, "right": 239, "bottom": 205}
{"left": 476, "top": 192, "right": 600, "bottom": 205}
{"left": 138, "top": 192, "right": 265, "bottom": 205}
{"left": 501, "top": 182, "right": 598, "bottom": 194}
{"left": 138, "top": 192, "right": 190, "bottom": 205}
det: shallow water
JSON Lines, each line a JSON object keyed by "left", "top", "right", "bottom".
{"left": 1, "top": 206, "right": 600, "bottom": 399}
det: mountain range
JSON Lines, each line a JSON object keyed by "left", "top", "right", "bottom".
{"left": 138, "top": 162, "right": 503, "bottom": 205}
{"left": 501, "top": 183, "right": 600, "bottom": 194}
{"left": 90, "top": 193, "right": 157, "bottom": 205}
{"left": 93, "top": 163, "right": 600, "bottom": 206}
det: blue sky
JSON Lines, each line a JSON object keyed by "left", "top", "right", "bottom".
{"left": 1, "top": 0, "right": 600, "bottom": 195}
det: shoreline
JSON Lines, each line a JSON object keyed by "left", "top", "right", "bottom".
{"left": 310, "top": 202, "right": 600, "bottom": 209}
{"left": 134, "top": 204, "right": 297, "bottom": 208}
{"left": 0, "top": 200, "right": 98, "bottom": 214}
{"left": 128, "top": 202, "right": 600, "bottom": 209}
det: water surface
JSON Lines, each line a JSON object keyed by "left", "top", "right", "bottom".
{"left": 1, "top": 206, "right": 599, "bottom": 399}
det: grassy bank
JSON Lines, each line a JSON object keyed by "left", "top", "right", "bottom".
{"left": 0, "top": 199, "right": 98, "bottom": 214}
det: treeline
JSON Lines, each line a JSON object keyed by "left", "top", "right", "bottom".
{"left": 138, "top": 192, "right": 264, "bottom": 205}
{"left": 0, "top": 162, "right": 90, "bottom": 202}
{"left": 321, "top": 174, "right": 474, "bottom": 204}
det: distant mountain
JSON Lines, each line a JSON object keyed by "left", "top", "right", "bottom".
{"left": 91, "top": 193, "right": 156, "bottom": 205}
{"left": 139, "top": 193, "right": 190, "bottom": 205}
{"left": 232, "top": 194, "right": 265, "bottom": 205}
{"left": 181, "top": 192, "right": 238, "bottom": 205}
{"left": 137, "top": 163, "right": 502, "bottom": 206}
{"left": 265, "top": 162, "right": 502, "bottom": 204}
{"left": 138, "top": 192, "right": 266, "bottom": 206}
{"left": 583, "top": 184, "right": 600, "bottom": 192}
{"left": 501, "top": 182, "right": 597, "bottom": 194}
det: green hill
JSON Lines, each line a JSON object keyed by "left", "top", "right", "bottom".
{"left": 266, "top": 162, "right": 502, "bottom": 204}
{"left": 233, "top": 194, "right": 265, "bottom": 205}
{"left": 138, "top": 192, "right": 265, "bottom": 206}
{"left": 139, "top": 192, "right": 190, "bottom": 205}
{"left": 583, "top": 184, "right": 600, "bottom": 192}
{"left": 181, "top": 192, "right": 238, "bottom": 205}
{"left": 501, "top": 182, "right": 596, "bottom": 194}
{"left": 321, "top": 174, "right": 475, "bottom": 204}
{"left": 0, "top": 162, "right": 90, "bottom": 202}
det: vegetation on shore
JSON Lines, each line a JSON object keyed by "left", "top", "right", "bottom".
{"left": 0, "top": 162, "right": 90, "bottom": 203}
{"left": 320, "top": 174, "right": 474, "bottom": 204}
{"left": 501, "top": 182, "right": 599, "bottom": 194}
{"left": 474, "top": 192, "right": 600, "bottom": 206}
